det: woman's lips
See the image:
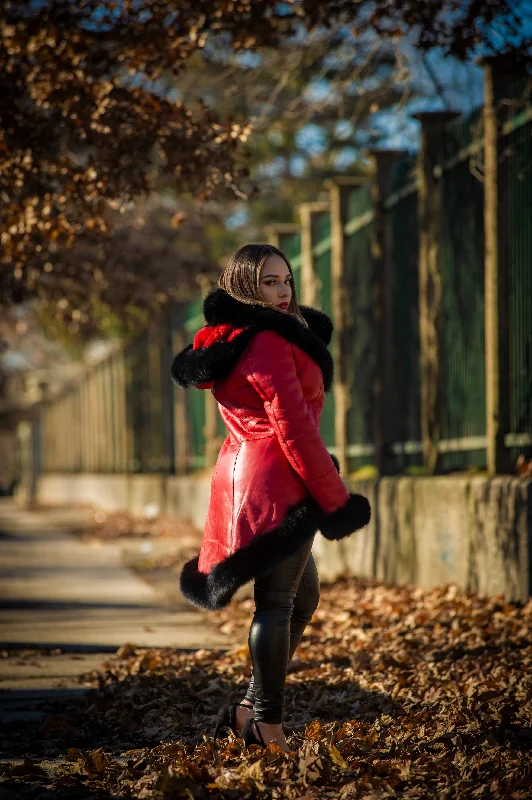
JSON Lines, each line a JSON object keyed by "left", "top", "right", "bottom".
{"left": 277, "top": 302, "right": 289, "bottom": 308}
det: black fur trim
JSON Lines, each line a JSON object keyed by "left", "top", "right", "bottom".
{"left": 170, "top": 329, "right": 257, "bottom": 389}
{"left": 329, "top": 452, "right": 340, "bottom": 474}
{"left": 203, "top": 288, "right": 333, "bottom": 347}
{"left": 298, "top": 306, "right": 333, "bottom": 347}
{"left": 179, "top": 487, "right": 370, "bottom": 611}
{"left": 171, "top": 288, "right": 334, "bottom": 393}
{"left": 317, "top": 492, "right": 372, "bottom": 541}
{"left": 180, "top": 498, "right": 316, "bottom": 611}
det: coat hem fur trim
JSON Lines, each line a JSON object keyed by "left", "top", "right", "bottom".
{"left": 180, "top": 489, "right": 371, "bottom": 611}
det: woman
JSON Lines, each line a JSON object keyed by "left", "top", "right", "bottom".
{"left": 171, "top": 243, "right": 371, "bottom": 752}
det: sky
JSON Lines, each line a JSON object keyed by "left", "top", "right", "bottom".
{"left": 224, "top": 40, "right": 488, "bottom": 228}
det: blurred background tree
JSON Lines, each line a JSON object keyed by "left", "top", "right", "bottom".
{"left": 1, "top": 0, "right": 528, "bottom": 350}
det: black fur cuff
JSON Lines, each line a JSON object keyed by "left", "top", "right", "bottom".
{"left": 318, "top": 492, "right": 371, "bottom": 541}
{"left": 328, "top": 451, "right": 340, "bottom": 474}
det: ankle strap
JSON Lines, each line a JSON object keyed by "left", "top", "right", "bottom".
{"left": 253, "top": 719, "right": 266, "bottom": 746}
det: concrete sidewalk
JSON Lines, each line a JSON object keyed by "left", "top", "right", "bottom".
{"left": 0, "top": 500, "right": 229, "bottom": 719}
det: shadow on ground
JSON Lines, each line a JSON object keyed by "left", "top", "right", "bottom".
{"left": 0, "top": 653, "right": 397, "bottom": 759}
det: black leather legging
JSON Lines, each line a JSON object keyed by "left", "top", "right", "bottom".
{"left": 242, "top": 534, "right": 320, "bottom": 724}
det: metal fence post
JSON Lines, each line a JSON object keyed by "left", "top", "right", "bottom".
{"left": 413, "top": 111, "right": 460, "bottom": 475}
{"left": 324, "top": 177, "right": 367, "bottom": 476}
{"left": 297, "top": 201, "right": 329, "bottom": 307}
{"left": 170, "top": 325, "right": 188, "bottom": 475}
{"left": 481, "top": 56, "right": 513, "bottom": 475}
{"left": 263, "top": 223, "right": 301, "bottom": 250}
{"left": 368, "top": 151, "right": 406, "bottom": 475}
{"left": 195, "top": 276, "right": 221, "bottom": 469}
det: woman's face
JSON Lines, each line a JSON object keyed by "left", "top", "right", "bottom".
{"left": 259, "top": 255, "right": 293, "bottom": 313}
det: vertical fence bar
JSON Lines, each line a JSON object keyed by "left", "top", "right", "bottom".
{"left": 194, "top": 277, "right": 220, "bottom": 470}
{"left": 84, "top": 375, "right": 94, "bottom": 473}
{"left": 116, "top": 351, "right": 127, "bottom": 472}
{"left": 99, "top": 363, "right": 107, "bottom": 472}
{"left": 92, "top": 368, "right": 100, "bottom": 472}
{"left": 171, "top": 323, "right": 189, "bottom": 475}
{"left": 79, "top": 378, "right": 86, "bottom": 472}
{"left": 122, "top": 347, "right": 132, "bottom": 472}
{"left": 369, "top": 151, "right": 406, "bottom": 475}
{"left": 66, "top": 395, "right": 72, "bottom": 471}
{"left": 97, "top": 364, "right": 106, "bottom": 472}
{"left": 107, "top": 356, "right": 117, "bottom": 472}
{"left": 93, "top": 369, "right": 102, "bottom": 472}
{"left": 505, "top": 79, "right": 532, "bottom": 461}
{"left": 263, "top": 223, "right": 301, "bottom": 250}
{"left": 439, "top": 110, "right": 486, "bottom": 470}
{"left": 414, "top": 111, "right": 460, "bottom": 474}
{"left": 183, "top": 296, "right": 207, "bottom": 471}
{"left": 147, "top": 324, "right": 163, "bottom": 472}
{"left": 54, "top": 398, "right": 62, "bottom": 471}
{"left": 74, "top": 384, "right": 82, "bottom": 472}
{"left": 384, "top": 156, "right": 422, "bottom": 471}
{"left": 343, "top": 183, "right": 375, "bottom": 470}
{"left": 104, "top": 358, "right": 114, "bottom": 472}
{"left": 46, "top": 404, "right": 54, "bottom": 472}
{"left": 297, "top": 202, "right": 329, "bottom": 307}
{"left": 325, "top": 176, "right": 367, "bottom": 476}
{"left": 482, "top": 56, "right": 513, "bottom": 474}
{"left": 159, "top": 316, "right": 175, "bottom": 475}
{"left": 67, "top": 395, "right": 73, "bottom": 471}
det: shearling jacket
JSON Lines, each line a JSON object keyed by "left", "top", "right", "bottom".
{"left": 171, "top": 287, "right": 371, "bottom": 610}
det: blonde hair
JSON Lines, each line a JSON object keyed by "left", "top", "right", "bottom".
{"left": 218, "top": 243, "right": 309, "bottom": 328}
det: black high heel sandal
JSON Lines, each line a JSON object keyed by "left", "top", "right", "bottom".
{"left": 213, "top": 702, "right": 294, "bottom": 741}
{"left": 241, "top": 718, "right": 292, "bottom": 751}
{"left": 241, "top": 717, "right": 267, "bottom": 748}
{"left": 213, "top": 701, "right": 254, "bottom": 740}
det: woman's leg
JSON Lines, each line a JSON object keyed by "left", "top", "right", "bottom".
{"left": 243, "top": 534, "right": 319, "bottom": 724}
{"left": 289, "top": 551, "right": 321, "bottom": 655}
{"left": 242, "top": 549, "right": 320, "bottom": 708}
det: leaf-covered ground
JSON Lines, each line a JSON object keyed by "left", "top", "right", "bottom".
{"left": 1, "top": 576, "right": 531, "bottom": 799}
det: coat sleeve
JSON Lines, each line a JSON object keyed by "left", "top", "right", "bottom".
{"left": 244, "top": 330, "right": 351, "bottom": 514}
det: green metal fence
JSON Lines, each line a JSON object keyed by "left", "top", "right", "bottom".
{"left": 182, "top": 296, "right": 207, "bottom": 470}
{"left": 38, "top": 69, "right": 531, "bottom": 478}
{"left": 311, "top": 212, "right": 336, "bottom": 449}
{"left": 439, "top": 112, "right": 486, "bottom": 471}
{"left": 280, "top": 230, "right": 302, "bottom": 297}
{"left": 385, "top": 155, "right": 422, "bottom": 471}
{"left": 343, "top": 184, "right": 375, "bottom": 470}
{"left": 507, "top": 114, "right": 532, "bottom": 463}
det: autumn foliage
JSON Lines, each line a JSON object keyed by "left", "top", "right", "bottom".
{"left": 1, "top": 0, "right": 526, "bottom": 332}
{"left": 1, "top": 575, "right": 531, "bottom": 798}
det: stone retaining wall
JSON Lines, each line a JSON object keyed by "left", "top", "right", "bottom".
{"left": 34, "top": 472, "right": 531, "bottom": 603}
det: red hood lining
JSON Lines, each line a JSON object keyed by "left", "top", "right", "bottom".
{"left": 192, "top": 323, "right": 249, "bottom": 389}
{"left": 192, "top": 322, "right": 249, "bottom": 351}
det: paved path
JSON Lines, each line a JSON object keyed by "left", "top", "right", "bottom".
{"left": 0, "top": 500, "right": 228, "bottom": 720}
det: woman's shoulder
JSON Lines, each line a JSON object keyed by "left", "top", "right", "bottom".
{"left": 251, "top": 328, "right": 290, "bottom": 345}
{"left": 244, "top": 328, "right": 293, "bottom": 356}
{"left": 236, "top": 329, "right": 293, "bottom": 374}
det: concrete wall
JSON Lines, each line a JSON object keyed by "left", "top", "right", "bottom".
{"left": 36, "top": 472, "right": 213, "bottom": 528}
{"left": 314, "top": 475, "right": 531, "bottom": 604}
{"left": 34, "top": 472, "right": 531, "bottom": 603}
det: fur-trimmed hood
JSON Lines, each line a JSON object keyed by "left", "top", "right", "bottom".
{"left": 171, "top": 287, "right": 335, "bottom": 393}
